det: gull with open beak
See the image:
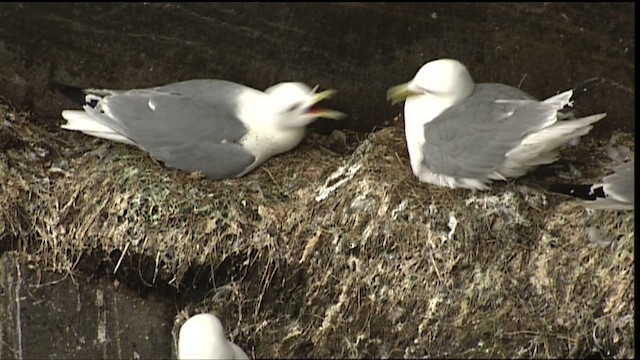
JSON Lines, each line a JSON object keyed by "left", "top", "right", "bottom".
{"left": 57, "top": 79, "right": 344, "bottom": 179}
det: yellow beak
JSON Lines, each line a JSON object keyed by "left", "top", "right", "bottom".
{"left": 308, "top": 87, "right": 346, "bottom": 120}
{"left": 386, "top": 82, "right": 420, "bottom": 105}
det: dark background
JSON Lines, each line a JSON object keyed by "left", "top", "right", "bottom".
{"left": 0, "top": 3, "right": 634, "bottom": 135}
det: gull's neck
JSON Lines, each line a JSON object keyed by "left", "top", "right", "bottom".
{"left": 403, "top": 86, "right": 472, "bottom": 178}
{"left": 404, "top": 94, "right": 457, "bottom": 127}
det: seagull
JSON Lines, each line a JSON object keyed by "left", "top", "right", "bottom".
{"left": 178, "top": 313, "right": 249, "bottom": 360}
{"left": 387, "top": 58, "right": 607, "bottom": 190}
{"left": 56, "top": 79, "right": 344, "bottom": 179}
{"left": 549, "top": 160, "right": 634, "bottom": 210}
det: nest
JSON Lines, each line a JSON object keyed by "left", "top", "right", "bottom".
{"left": 0, "top": 100, "right": 634, "bottom": 358}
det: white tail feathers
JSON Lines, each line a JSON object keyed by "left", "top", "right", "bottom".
{"left": 497, "top": 113, "right": 606, "bottom": 176}
{"left": 542, "top": 90, "right": 573, "bottom": 108}
{"left": 583, "top": 190, "right": 634, "bottom": 210}
{"left": 550, "top": 160, "right": 634, "bottom": 210}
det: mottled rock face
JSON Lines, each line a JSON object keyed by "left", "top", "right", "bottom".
{"left": 0, "top": 3, "right": 634, "bottom": 135}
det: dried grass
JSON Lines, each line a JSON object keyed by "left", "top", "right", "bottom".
{"left": 0, "top": 101, "right": 634, "bottom": 358}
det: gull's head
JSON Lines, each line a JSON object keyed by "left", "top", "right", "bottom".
{"left": 264, "top": 82, "right": 345, "bottom": 128}
{"left": 387, "top": 58, "right": 475, "bottom": 105}
{"left": 178, "top": 313, "right": 233, "bottom": 360}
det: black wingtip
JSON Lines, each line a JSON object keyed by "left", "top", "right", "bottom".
{"left": 569, "top": 77, "right": 603, "bottom": 102}
{"left": 548, "top": 183, "right": 605, "bottom": 201}
{"left": 49, "top": 80, "right": 87, "bottom": 106}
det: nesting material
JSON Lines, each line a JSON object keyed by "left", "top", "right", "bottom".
{"left": 0, "top": 101, "right": 634, "bottom": 358}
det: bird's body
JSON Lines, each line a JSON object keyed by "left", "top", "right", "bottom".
{"left": 387, "top": 58, "right": 607, "bottom": 190}
{"left": 178, "top": 313, "right": 249, "bottom": 360}
{"left": 58, "top": 79, "right": 343, "bottom": 179}
{"left": 550, "top": 160, "right": 634, "bottom": 210}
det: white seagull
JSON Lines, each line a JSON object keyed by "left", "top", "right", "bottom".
{"left": 387, "top": 58, "right": 607, "bottom": 190}
{"left": 178, "top": 313, "right": 249, "bottom": 360}
{"left": 57, "top": 79, "right": 344, "bottom": 179}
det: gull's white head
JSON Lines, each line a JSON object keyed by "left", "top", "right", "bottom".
{"left": 407, "top": 58, "right": 475, "bottom": 102}
{"left": 178, "top": 313, "right": 249, "bottom": 360}
{"left": 386, "top": 58, "right": 475, "bottom": 106}
{"left": 264, "top": 82, "right": 345, "bottom": 128}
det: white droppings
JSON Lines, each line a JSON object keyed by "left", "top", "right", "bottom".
{"left": 319, "top": 283, "right": 349, "bottom": 333}
{"left": 391, "top": 199, "right": 409, "bottom": 220}
{"left": 315, "top": 163, "right": 362, "bottom": 202}
{"left": 418, "top": 292, "right": 445, "bottom": 335}
{"left": 362, "top": 221, "right": 375, "bottom": 243}
{"left": 587, "top": 227, "right": 613, "bottom": 248}
{"left": 447, "top": 212, "right": 458, "bottom": 240}
{"left": 350, "top": 193, "right": 376, "bottom": 212}
{"left": 465, "top": 191, "right": 529, "bottom": 225}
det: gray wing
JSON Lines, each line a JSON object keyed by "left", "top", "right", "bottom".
{"left": 602, "top": 160, "right": 634, "bottom": 204}
{"left": 87, "top": 80, "right": 257, "bottom": 178}
{"left": 422, "top": 84, "right": 554, "bottom": 178}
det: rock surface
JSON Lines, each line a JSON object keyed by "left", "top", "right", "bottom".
{"left": 0, "top": 3, "right": 635, "bottom": 134}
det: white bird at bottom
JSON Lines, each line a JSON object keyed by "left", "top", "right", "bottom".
{"left": 178, "top": 313, "right": 249, "bottom": 360}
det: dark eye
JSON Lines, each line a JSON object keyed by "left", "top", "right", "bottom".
{"left": 286, "top": 102, "right": 302, "bottom": 112}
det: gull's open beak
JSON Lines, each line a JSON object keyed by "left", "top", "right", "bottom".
{"left": 386, "top": 82, "right": 420, "bottom": 105}
{"left": 307, "top": 87, "right": 346, "bottom": 120}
